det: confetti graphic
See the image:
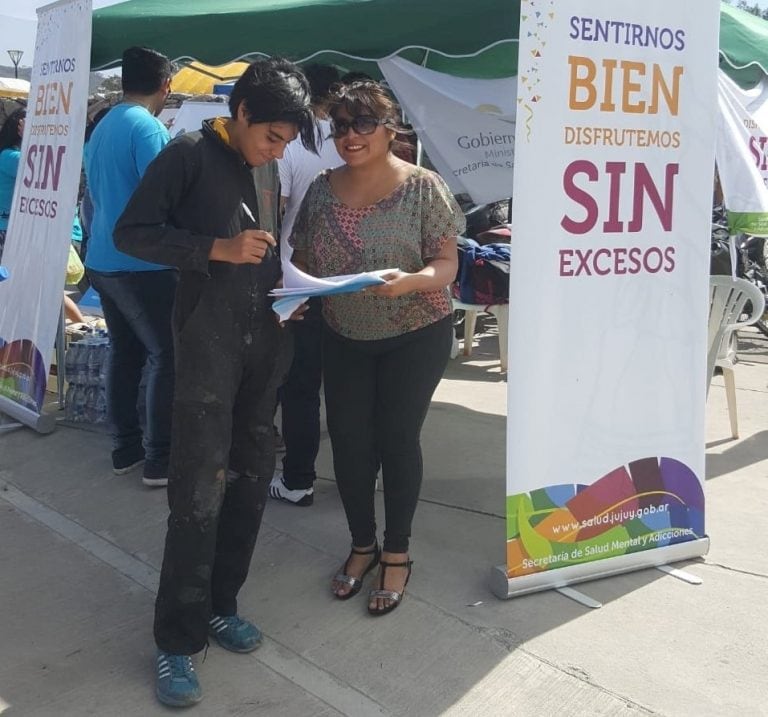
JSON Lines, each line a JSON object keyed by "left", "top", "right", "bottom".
{"left": 519, "top": 0, "right": 555, "bottom": 141}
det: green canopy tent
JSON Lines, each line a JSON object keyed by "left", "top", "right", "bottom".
{"left": 90, "top": 0, "right": 519, "bottom": 78}
{"left": 719, "top": 2, "right": 768, "bottom": 88}
{"left": 92, "top": 0, "right": 768, "bottom": 86}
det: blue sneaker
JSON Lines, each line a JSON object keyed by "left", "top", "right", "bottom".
{"left": 208, "top": 615, "right": 263, "bottom": 653}
{"left": 155, "top": 652, "right": 202, "bottom": 707}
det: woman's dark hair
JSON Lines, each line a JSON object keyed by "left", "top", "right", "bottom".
{"left": 121, "top": 46, "right": 172, "bottom": 95}
{"left": 228, "top": 57, "right": 318, "bottom": 154}
{"left": 0, "top": 108, "right": 25, "bottom": 153}
{"left": 327, "top": 80, "right": 402, "bottom": 130}
{"left": 339, "top": 71, "right": 374, "bottom": 85}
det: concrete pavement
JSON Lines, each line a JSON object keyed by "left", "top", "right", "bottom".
{"left": 0, "top": 325, "right": 766, "bottom": 716}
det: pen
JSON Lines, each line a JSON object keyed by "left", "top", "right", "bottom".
{"left": 241, "top": 200, "right": 275, "bottom": 260}
{"left": 241, "top": 201, "right": 256, "bottom": 225}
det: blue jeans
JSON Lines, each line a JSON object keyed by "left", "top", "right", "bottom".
{"left": 88, "top": 269, "right": 177, "bottom": 472}
{"left": 280, "top": 297, "right": 322, "bottom": 489}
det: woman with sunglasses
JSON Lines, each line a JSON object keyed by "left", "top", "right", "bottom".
{"left": 290, "top": 81, "right": 464, "bottom": 616}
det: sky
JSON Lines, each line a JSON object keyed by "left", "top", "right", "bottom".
{"left": 0, "top": 0, "right": 124, "bottom": 70}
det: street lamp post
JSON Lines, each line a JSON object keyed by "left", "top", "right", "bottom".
{"left": 7, "top": 50, "right": 24, "bottom": 79}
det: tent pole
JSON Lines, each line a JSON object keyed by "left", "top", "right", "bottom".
{"left": 56, "top": 301, "right": 66, "bottom": 408}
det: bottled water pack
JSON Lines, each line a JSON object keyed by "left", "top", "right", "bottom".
{"left": 64, "top": 331, "right": 110, "bottom": 424}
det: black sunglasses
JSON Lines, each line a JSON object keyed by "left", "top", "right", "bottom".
{"left": 329, "top": 115, "right": 385, "bottom": 138}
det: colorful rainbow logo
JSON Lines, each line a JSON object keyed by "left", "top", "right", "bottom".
{"left": 0, "top": 338, "right": 48, "bottom": 411}
{"left": 506, "top": 457, "right": 704, "bottom": 577}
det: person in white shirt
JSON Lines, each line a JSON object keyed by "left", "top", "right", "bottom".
{"left": 269, "top": 64, "right": 343, "bottom": 506}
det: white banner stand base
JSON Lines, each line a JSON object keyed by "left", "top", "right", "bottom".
{"left": 555, "top": 586, "right": 602, "bottom": 609}
{"left": 0, "top": 421, "right": 24, "bottom": 434}
{"left": 489, "top": 538, "right": 709, "bottom": 600}
{"left": 0, "top": 396, "right": 56, "bottom": 434}
{"left": 655, "top": 564, "right": 703, "bottom": 585}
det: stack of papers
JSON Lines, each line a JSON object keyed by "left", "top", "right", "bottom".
{"left": 271, "top": 261, "right": 398, "bottom": 321}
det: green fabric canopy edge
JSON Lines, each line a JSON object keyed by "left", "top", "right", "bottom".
{"left": 91, "top": 0, "right": 768, "bottom": 87}
{"left": 90, "top": 0, "right": 519, "bottom": 78}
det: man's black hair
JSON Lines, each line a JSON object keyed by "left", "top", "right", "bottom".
{"left": 0, "top": 108, "right": 25, "bottom": 153}
{"left": 303, "top": 64, "right": 341, "bottom": 104}
{"left": 121, "top": 46, "right": 172, "bottom": 95}
{"left": 228, "top": 58, "right": 318, "bottom": 154}
{"left": 339, "top": 70, "right": 374, "bottom": 85}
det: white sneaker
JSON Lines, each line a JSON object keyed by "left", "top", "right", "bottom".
{"left": 273, "top": 427, "right": 286, "bottom": 454}
{"left": 269, "top": 472, "right": 314, "bottom": 506}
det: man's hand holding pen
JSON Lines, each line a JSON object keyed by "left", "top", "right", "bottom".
{"left": 209, "top": 230, "right": 276, "bottom": 265}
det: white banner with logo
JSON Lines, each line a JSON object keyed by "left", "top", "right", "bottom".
{"left": 716, "top": 70, "right": 768, "bottom": 236}
{"left": 378, "top": 57, "right": 516, "bottom": 204}
{"left": 0, "top": 0, "right": 91, "bottom": 424}
{"left": 492, "top": 0, "right": 718, "bottom": 598}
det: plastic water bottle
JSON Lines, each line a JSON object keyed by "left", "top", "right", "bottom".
{"left": 84, "top": 385, "right": 99, "bottom": 423}
{"left": 64, "top": 382, "right": 76, "bottom": 421}
{"left": 96, "top": 341, "right": 109, "bottom": 424}
{"left": 98, "top": 343, "right": 109, "bottom": 386}
{"left": 79, "top": 340, "right": 94, "bottom": 420}
{"left": 72, "top": 383, "right": 88, "bottom": 422}
{"left": 83, "top": 339, "right": 98, "bottom": 386}
{"left": 74, "top": 339, "right": 90, "bottom": 385}
{"left": 87, "top": 340, "right": 101, "bottom": 386}
{"left": 64, "top": 342, "right": 79, "bottom": 384}
{"left": 95, "top": 385, "right": 108, "bottom": 424}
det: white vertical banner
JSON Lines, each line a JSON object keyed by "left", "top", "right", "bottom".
{"left": 0, "top": 0, "right": 92, "bottom": 424}
{"left": 492, "top": 0, "right": 718, "bottom": 598}
{"left": 715, "top": 71, "right": 768, "bottom": 236}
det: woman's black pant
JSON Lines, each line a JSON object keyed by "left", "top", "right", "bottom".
{"left": 322, "top": 315, "right": 453, "bottom": 554}
{"left": 154, "top": 282, "right": 289, "bottom": 656}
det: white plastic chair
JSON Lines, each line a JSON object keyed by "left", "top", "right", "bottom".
{"left": 707, "top": 276, "right": 766, "bottom": 439}
{"left": 452, "top": 299, "right": 508, "bottom": 371}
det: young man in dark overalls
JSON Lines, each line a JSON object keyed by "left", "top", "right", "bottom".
{"left": 114, "top": 58, "right": 317, "bottom": 708}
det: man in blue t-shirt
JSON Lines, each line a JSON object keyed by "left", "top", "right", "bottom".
{"left": 85, "top": 46, "right": 175, "bottom": 487}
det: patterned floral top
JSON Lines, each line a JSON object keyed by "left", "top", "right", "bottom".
{"left": 290, "top": 166, "right": 465, "bottom": 340}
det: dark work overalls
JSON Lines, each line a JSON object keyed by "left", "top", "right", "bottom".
{"left": 114, "top": 122, "right": 290, "bottom": 655}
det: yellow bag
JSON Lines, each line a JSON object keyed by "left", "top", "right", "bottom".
{"left": 66, "top": 244, "right": 85, "bottom": 285}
